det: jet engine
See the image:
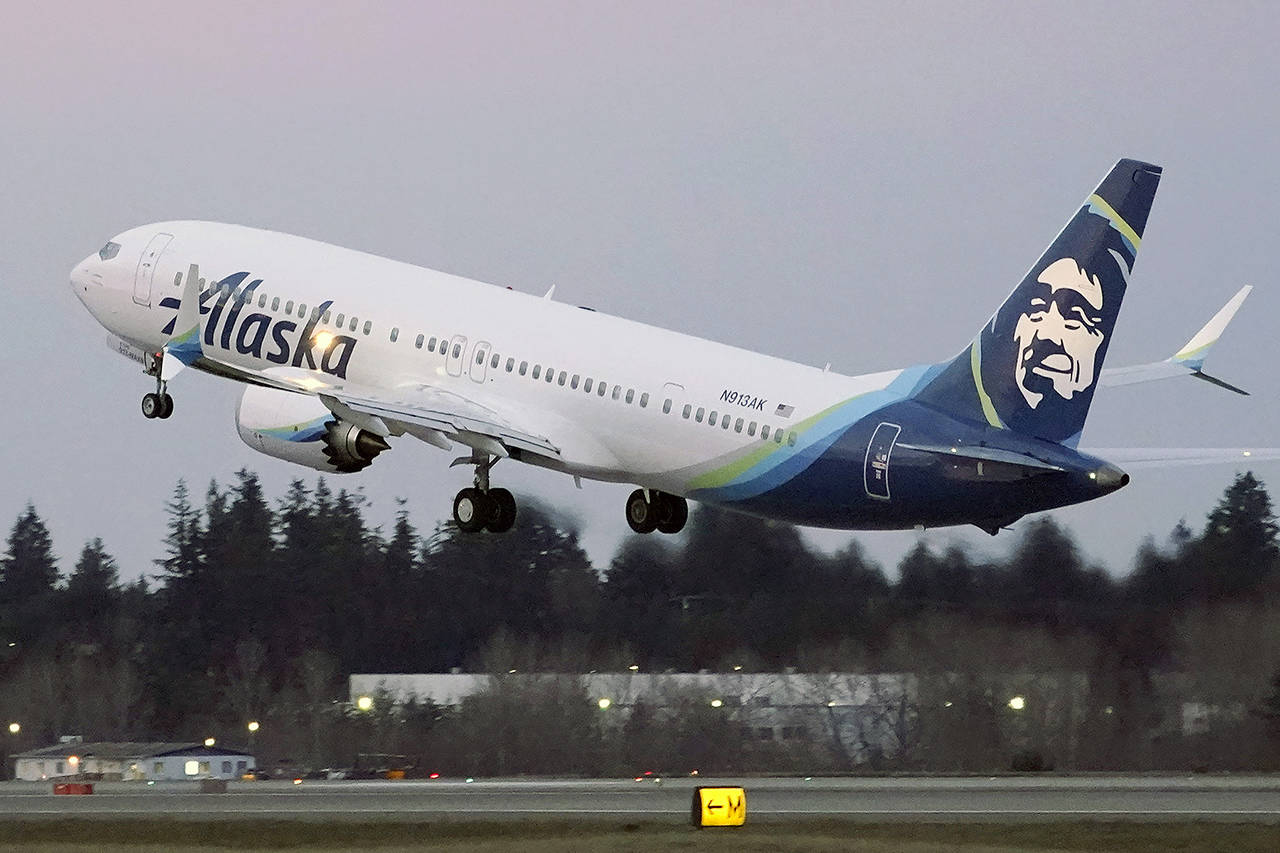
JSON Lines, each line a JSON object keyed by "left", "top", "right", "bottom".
{"left": 236, "top": 385, "right": 389, "bottom": 473}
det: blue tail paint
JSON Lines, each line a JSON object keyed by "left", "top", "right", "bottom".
{"left": 912, "top": 159, "right": 1162, "bottom": 447}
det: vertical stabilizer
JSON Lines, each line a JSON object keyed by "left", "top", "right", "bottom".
{"left": 913, "top": 159, "right": 1162, "bottom": 446}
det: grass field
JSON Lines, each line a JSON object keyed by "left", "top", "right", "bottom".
{"left": 1, "top": 820, "right": 1276, "bottom": 852}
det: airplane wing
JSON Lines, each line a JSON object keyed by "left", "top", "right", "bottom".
{"left": 1081, "top": 447, "right": 1280, "bottom": 468}
{"left": 1099, "top": 285, "right": 1252, "bottom": 395}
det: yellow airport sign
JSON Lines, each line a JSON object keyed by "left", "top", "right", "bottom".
{"left": 691, "top": 786, "right": 746, "bottom": 827}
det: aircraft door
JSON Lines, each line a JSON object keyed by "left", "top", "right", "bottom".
{"left": 133, "top": 232, "right": 173, "bottom": 306}
{"left": 445, "top": 335, "right": 467, "bottom": 377}
{"left": 863, "top": 422, "right": 901, "bottom": 500}
{"left": 469, "top": 341, "right": 491, "bottom": 383}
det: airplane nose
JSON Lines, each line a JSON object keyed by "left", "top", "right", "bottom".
{"left": 70, "top": 253, "right": 101, "bottom": 293}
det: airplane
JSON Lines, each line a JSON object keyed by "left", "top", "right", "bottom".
{"left": 70, "top": 159, "right": 1267, "bottom": 537}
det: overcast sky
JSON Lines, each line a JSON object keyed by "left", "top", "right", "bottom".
{"left": 5, "top": 1, "right": 1280, "bottom": 581}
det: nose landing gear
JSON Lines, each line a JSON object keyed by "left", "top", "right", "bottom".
{"left": 141, "top": 352, "right": 174, "bottom": 419}
{"left": 451, "top": 453, "right": 517, "bottom": 533}
{"left": 626, "top": 489, "right": 688, "bottom": 534}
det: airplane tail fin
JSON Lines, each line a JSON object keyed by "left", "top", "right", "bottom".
{"left": 912, "top": 159, "right": 1163, "bottom": 446}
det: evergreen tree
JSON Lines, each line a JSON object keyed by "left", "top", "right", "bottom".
{"left": 0, "top": 504, "right": 59, "bottom": 645}
{"left": 61, "top": 538, "right": 121, "bottom": 646}
{"left": 1195, "top": 471, "right": 1279, "bottom": 599}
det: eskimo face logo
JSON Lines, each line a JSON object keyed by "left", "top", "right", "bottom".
{"left": 1012, "top": 258, "right": 1105, "bottom": 409}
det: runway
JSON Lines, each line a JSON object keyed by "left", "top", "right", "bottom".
{"left": 2, "top": 776, "right": 1279, "bottom": 822}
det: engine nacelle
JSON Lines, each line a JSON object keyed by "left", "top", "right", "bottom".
{"left": 236, "top": 385, "right": 389, "bottom": 473}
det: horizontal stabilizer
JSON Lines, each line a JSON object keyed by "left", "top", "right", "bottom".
{"left": 895, "top": 441, "right": 1064, "bottom": 473}
{"left": 1100, "top": 285, "right": 1251, "bottom": 394}
{"left": 1083, "top": 447, "right": 1280, "bottom": 468}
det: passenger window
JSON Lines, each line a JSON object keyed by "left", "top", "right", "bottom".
{"left": 722, "top": 417, "right": 731, "bottom": 430}
{"left": 476, "top": 350, "right": 485, "bottom": 365}
{"left": 662, "top": 399, "right": 672, "bottom": 414}
{"left": 584, "top": 378, "right": 593, "bottom": 393}
{"left": 682, "top": 404, "right": 691, "bottom": 419}
{"left": 625, "top": 389, "right": 635, "bottom": 404}
{"left": 349, "top": 317, "right": 358, "bottom": 332}
{"left": 322, "top": 310, "right": 331, "bottom": 323}
{"left": 427, "top": 336, "right": 437, "bottom": 351}
{"left": 336, "top": 313, "right": 345, "bottom": 327}
{"left": 598, "top": 383, "right": 607, "bottom": 397}
{"left": 570, "top": 374, "right": 579, "bottom": 389}
{"left": 453, "top": 343, "right": 462, "bottom": 358}
{"left": 272, "top": 297, "right": 280, "bottom": 311}
{"left": 734, "top": 418, "right": 743, "bottom": 433}
{"left": 788, "top": 432, "right": 797, "bottom": 446}
{"left": 639, "top": 392, "right": 649, "bottom": 408}
{"left": 557, "top": 371, "right": 566, "bottom": 386}
{"left": 709, "top": 412, "right": 718, "bottom": 426}
{"left": 695, "top": 407, "right": 705, "bottom": 423}
{"left": 761, "top": 425, "right": 770, "bottom": 440}
{"left": 533, "top": 365, "right": 541, "bottom": 379}
{"left": 492, "top": 353, "right": 500, "bottom": 369}
{"left": 546, "top": 369, "right": 554, "bottom": 383}
{"left": 747, "top": 422, "right": 757, "bottom": 436}
{"left": 612, "top": 386, "right": 622, "bottom": 401}
{"left": 298, "top": 303, "right": 307, "bottom": 318}
{"left": 506, "top": 358, "right": 515, "bottom": 372}
{"left": 285, "top": 300, "right": 294, "bottom": 314}
{"left": 390, "top": 327, "right": 399, "bottom": 343}
{"left": 258, "top": 294, "right": 268, "bottom": 309}
{"left": 519, "top": 361, "right": 528, "bottom": 376}
{"left": 775, "top": 430, "right": 784, "bottom": 444}
{"left": 415, "top": 334, "right": 424, "bottom": 349}
{"left": 363, "top": 320, "right": 372, "bottom": 335}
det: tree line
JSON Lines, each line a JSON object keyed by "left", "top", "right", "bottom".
{"left": 2, "top": 470, "right": 1279, "bottom": 773}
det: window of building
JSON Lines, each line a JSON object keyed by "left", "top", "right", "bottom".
{"left": 362, "top": 320, "right": 372, "bottom": 336}
{"left": 639, "top": 392, "right": 649, "bottom": 408}
{"left": 734, "top": 418, "right": 743, "bottom": 433}
{"left": 284, "top": 300, "right": 294, "bottom": 314}
{"left": 222, "top": 761, "right": 232, "bottom": 774}
{"left": 154, "top": 762, "right": 163, "bottom": 776}
{"left": 683, "top": 404, "right": 692, "bottom": 419}
{"left": 236, "top": 760, "right": 247, "bottom": 774}
{"left": 695, "top": 407, "right": 705, "bottom": 422}
{"left": 662, "top": 399, "right": 672, "bottom": 414}
{"left": 415, "top": 334, "right": 424, "bottom": 349}
{"left": 709, "top": 411, "right": 718, "bottom": 426}
{"left": 184, "top": 760, "right": 199, "bottom": 776}
{"left": 584, "top": 378, "right": 593, "bottom": 393}
{"left": 199, "top": 761, "right": 211, "bottom": 775}
{"left": 390, "top": 327, "right": 399, "bottom": 343}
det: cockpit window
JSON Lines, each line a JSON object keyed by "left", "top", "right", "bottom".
{"left": 98, "top": 242, "right": 121, "bottom": 261}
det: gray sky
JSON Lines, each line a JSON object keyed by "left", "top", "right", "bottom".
{"left": 5, "top": 0, "right": 1280, "bottom": 581}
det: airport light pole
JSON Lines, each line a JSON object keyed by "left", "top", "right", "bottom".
{"left": 4, "top": 723, "right": 18, "bottom": 781}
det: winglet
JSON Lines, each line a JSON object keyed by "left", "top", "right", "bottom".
{"left": 164, "top": 266, "right": 206, "bottom": 367}
{"left": 1099, "top": 285, "right": 1251, "bottom": 394}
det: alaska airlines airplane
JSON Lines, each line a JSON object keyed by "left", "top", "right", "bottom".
{"left": 70, "top": 159, "right": 1261, "bottom": 536}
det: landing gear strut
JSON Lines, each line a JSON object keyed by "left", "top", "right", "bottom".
{"left": 141, "top": 352, "right": 173, "bottom": 420}
{"left": 452, "top": 453, "right": 517, "bottom": 533}
{"left": 626, "top": 489, "right": 688, "bottom": 535}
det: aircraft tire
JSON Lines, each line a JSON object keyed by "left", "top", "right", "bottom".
{"left": 158, "top": 394, "right": 175, "bottom": 419}
{"left": 655, "top": 493, "right": 688, "bottom": 534}
{"left": 486, "top": 488, "right": 517, "bottom": 533}
{"left": 453, "top": 488, "right": 490, "bottom": 533}
{"left": 625, "top": 489, "right": 658, "bottom": 534}
{"left": 141, "top": 393, "right": 161, "bottom": 419}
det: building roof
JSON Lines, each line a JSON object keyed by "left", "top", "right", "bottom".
{"left": 12, "top": 742, "right": 252, "bottom": 760}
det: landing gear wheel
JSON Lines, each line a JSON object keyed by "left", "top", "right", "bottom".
{"left": 655, "top": 493, "right": 689, "bottom": 534}
{"left": 158, "top": 394, "right": 175, "bottom": 420}
{"left": 486, "top": 488, "right": 517, "bottom": 533}
{"left": 626, "top": 489, "right": 658, "bottom": 534}
{"left": 453, "top": 488, "right": 491, "bottom": 533}
{"left": 141, "top": 393, "right": 162, "bottom": 419}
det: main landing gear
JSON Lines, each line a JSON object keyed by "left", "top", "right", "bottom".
{"left": 141, "top": 352, "right": 173, "bottom": 420}
{"left": 452, "top": 453, "right": 517, "bottom": 533}
{"left": 626, "top": 489, "right": 688, "bottom": 535}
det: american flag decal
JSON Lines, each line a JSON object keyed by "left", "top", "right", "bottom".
{"left": 775, "top": 403, "right": 794, "bottom": 418}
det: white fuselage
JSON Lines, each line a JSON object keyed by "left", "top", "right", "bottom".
{"left": 72, "top": 221, "right": 901, "bottom": 496}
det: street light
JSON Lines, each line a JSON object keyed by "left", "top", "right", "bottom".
{"left": 710, "top": 699, "right": 723, "bottom": 708}
{"left": 204, "top": 737, "right": 216, "bottom": 747}
{"left": 7, "top": 723, "right": 18, "bottom": 735}
{"left": 356, "top": 695, "right": 374, "bottom": 712}
{"left": 247, "top": 721, "right": 259, "bottom": 733}
{"left": 1008, "top": 696, "right": 1026, "bottom": 711}
{"left": 597, "top": 698, "right": 612, "bottom": 710}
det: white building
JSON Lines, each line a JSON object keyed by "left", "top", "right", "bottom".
{"left": 12, "top": 742, "right": 255, "bottom": 782}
